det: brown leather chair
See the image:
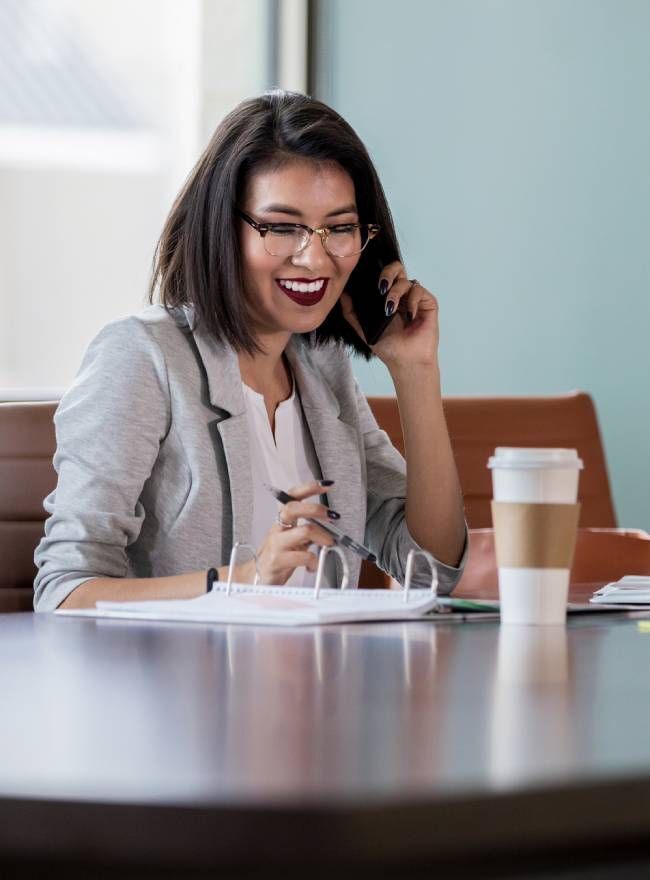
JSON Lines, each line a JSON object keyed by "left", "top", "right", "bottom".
{"left": 362, "top": 391, "right": 618, "bottom": 589}
{"left": 444, "top": 392, "right": 617, "bottom": 528}
{"left": 368, "top": 391, "right": 616, "bottom": 528}
{"left": 0, "top": 402, "right": 57, "bottom": 611}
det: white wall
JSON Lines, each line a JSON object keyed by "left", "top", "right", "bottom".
{"left": 0, "top": 165, "right": 165, "bottom": 387}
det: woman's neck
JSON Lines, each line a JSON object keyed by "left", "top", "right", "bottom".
{"left": 237, "top": 331, "right": 292, "bottom": 397}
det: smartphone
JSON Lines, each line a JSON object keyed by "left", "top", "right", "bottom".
{"left": 350, "top": 256, "right": 397, "bottom": 346}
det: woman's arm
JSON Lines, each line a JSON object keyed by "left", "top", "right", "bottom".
{"left": 58, "top": 568, "right": 250, "bottom": 609}
{"left": 340, "top": 264, "right": 466, "bottom": 572}
{"left": 34, "top": 317, "right": 172, "bottom": 612}
{"left": 58, "top": 572, "right": 208, "bottom": 609}
{"left": 389, "top": 361, "right": 465, "bottom": 567}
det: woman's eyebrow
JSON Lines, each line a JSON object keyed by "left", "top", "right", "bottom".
{"left": 258, "top": 203, "right": 358, "bottom": 218}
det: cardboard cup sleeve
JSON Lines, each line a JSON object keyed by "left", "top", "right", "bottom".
{"left": 491, "top": 502, "right": 581, "bottom": 569}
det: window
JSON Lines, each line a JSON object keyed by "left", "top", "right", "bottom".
{"left": 0, "top": 0, "right": 285, "bottom": 395}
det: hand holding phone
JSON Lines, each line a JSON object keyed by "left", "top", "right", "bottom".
{"left": 351, "top": 277, "right": 397, "bottom": 345}
{"left": 342, "top": 256, "right": 397, "bottom": 346}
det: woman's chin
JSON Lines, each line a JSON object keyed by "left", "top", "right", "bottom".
{"left": 284, "top": 308, "right": 331, "bottom": 334}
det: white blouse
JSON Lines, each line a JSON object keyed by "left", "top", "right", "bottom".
{"left": 242, "top": 375, "right": 330, "bottom": 588}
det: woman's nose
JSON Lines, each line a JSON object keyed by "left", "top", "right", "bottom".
{"left": 290, "top": 231, "right": 331, "bottom": 269}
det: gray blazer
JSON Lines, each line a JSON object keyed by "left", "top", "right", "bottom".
{"left": 34, "top": 305, "right": 465, "bottom": 611}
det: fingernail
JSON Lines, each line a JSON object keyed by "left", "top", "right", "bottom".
{"left": 385, "top": 300, "right": 395, "bottom": 317}
{"left": 327, "top": 509, "right": 341, "bottom": 520}
{"left": 379, "top": 278, "right": 389, "bottom": 296}
{"left": 319, "top": 479, "right": 335, "bottom": 486}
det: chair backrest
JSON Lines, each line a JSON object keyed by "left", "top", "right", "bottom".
{"left": 367, "top": 391, "right": 617, "bottom": 529}
{"left": 0, "top": 402, "right": 58, "bottom": 610}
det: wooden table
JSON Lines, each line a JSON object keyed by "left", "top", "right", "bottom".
{"left": 2, "top": 610, "right": 650, "bottom": 878}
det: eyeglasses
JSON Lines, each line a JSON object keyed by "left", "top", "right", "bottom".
{"left": 237, "top": 209, "right": 380, "bottom": 259}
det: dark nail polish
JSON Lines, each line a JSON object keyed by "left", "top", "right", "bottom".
{"left": 385, "top": 300, "right": 395, "bottom": 317}
{"left": 379, "top": 278, "right": 389, "bottom": 296}
{"left": 319, "top": 479, "right": 335, "bottom": 486}
{"left": 327, "top": 509, "right": 341, "bottom": 520}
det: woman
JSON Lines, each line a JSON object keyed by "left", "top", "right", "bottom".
{"left": 34, "top": 90, "right": 467, "bottom": 612}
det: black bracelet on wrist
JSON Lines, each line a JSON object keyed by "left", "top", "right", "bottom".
{"left": 206, "top": 568, "right": 218, "bottom": 592}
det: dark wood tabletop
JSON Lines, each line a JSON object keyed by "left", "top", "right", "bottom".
{"left": 2, "top": 610, "right": 650, "bottom": 878}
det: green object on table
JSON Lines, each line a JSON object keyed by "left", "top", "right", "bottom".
{"left": 439, "top": 597, "right": 500, "bottom": 613}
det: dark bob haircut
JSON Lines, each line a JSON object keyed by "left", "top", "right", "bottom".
{"left": 149, "top": 89, "right": 402, "bottom": 359}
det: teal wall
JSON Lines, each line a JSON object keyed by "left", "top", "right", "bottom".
{"left": 313, "top": 0, "right": 650, "bottom": 530}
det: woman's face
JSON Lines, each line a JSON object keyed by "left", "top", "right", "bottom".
{"left": 239, "top": 159, "right": 361, "bottom": 338}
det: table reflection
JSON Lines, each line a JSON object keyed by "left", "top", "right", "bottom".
{"left": 218, "top": 623, "right": 444, "bottom": 792}
{"left": 489, "top": 625, "right": 575, "bottom": 785}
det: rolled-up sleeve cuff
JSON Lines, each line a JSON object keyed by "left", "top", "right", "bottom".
{"left": 402, "top": 523, "right": 469, "bottom": 595}
{"left": 33, "top": 575, "right": 97, "bottom": 613}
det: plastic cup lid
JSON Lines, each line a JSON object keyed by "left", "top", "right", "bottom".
{"left": 487, "top": 447, "right": 584, "bottom": 470}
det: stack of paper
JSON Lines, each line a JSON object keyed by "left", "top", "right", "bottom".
{"left": 591, "top": 576, "right": 650, "bottom": 605}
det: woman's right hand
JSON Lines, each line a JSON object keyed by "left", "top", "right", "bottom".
{"left": 236, "top": 481, "right": 339, "bottom": 585}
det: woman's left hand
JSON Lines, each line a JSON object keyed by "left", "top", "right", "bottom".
{"left": 340, "top": 261, "right": 439, "bottom": 371}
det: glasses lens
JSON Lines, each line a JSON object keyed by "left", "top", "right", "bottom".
{"left": 264, "top": 226, "right": 309, "bottom": 257}
{"left": 326, "top": 225, "right": 369, "bottom": 258}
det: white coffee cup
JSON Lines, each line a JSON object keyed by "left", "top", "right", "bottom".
{"left": 488, "top": 448, "right": 583, "bottom": 625}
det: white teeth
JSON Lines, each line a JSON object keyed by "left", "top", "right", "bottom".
{"left": 278, "top": 279, "right": 325, "bottom": 293}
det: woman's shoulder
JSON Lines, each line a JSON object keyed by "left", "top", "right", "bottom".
{"left": 67, "top": 306, "right": 195, "bottom": 396}
{"left": 94, "top": 304, "right": 189, "bottom": 345}
{"left": 82, "top": 305, "right": 194, "bottom": 367}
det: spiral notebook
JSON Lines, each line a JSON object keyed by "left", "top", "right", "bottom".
{"left": 56, "top": 581, "right": 441, "bottom": 627}
{"left": 55, "top": 543, "right": 443, "bottom": 627}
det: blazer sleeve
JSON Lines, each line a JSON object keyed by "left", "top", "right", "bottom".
{"left": 356, "top": 383, "right": 468, "bottom": 594}
{"left": 33, "top": 318, "right": 171, "bottom": 611}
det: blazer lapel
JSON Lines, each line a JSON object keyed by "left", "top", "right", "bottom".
{"left": 191, "top": 321, "right": 253, "bottom": 550}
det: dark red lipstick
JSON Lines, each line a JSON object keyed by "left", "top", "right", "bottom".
{"left": 275, "top": 278, "right": 329, "bottom": 306}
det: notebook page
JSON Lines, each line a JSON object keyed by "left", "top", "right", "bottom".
{"left": 56, "top": 583, "right": 439, "bottom": 626}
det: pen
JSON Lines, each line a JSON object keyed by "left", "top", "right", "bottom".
{"left": 264, "top": 484, "right": 377, "bottom": 563}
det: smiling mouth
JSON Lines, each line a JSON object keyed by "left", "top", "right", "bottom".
{"left": 275, "top": 278, "right": 329, "bottom": 306}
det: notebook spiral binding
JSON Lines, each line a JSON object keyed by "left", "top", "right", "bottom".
{"left": 226, "top": 542, "right": 439, "bottom": 607}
